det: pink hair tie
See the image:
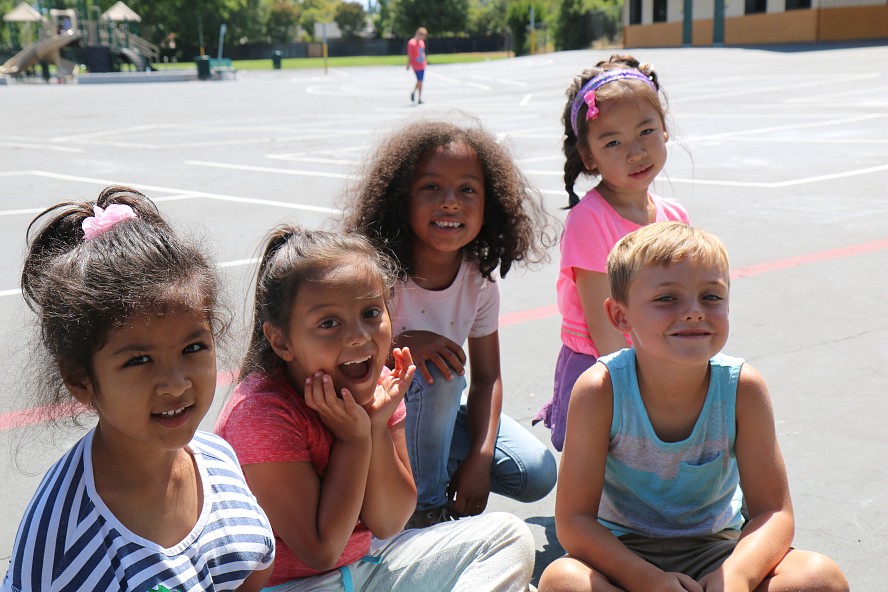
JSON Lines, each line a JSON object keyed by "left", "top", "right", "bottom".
{"left": 82, "top": 204, "right": 137, "bottom": 241}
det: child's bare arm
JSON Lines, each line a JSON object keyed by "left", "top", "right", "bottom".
{"left": 235, "top": 563, "right": 274, "bottom": 592}
{"left": 242, "top": 376, "right": 372, "bottom": 572}
{"left": 558, "top": 364, "right": 702, "bottom": 592}
{"left": 361, "top": 348, "right": 418, "bottom": 537}
{"left": 447, "top": 331, "right": 501, "bottom": 517}
{"left": 699, "top": 364, "right": 794, "bottom": 591}
{"left": 392, "top": 330, "right": 466, "bottom": 383}
{"left": 575, "top": 268, "right": 630, "bottom": 355}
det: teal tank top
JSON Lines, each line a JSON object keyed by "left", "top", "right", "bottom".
{"left": 598, "top": 348, "right": 745, "bottom": 538}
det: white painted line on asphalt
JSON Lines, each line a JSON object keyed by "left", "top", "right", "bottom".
{"left": 0, "top": 170, "right": 341, "bottom": 215}
{"left": 265, "top": 155, "right": 361, "bottom": 165}
{"left": 519, "top": 94, "right": 533, "bottom": 106}
{"left": 2, "top": 256, "right": 267, "bottom": 298}
{"left": 187, "top": 160, "right": 357, "bottom": 180}
{"left": 696, "top": 114, "right": 882, "bottom": 140}
{"left": 535, "top": 163, "right": 888, "bottom": 190}
{"left": 218, "top": 258, "right": 261, "bottom": 269}
{"left": 0, "top": 142, "right": 83, "bottom": 153}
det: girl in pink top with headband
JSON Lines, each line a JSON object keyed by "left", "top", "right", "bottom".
{"left": 533, "top": 54, "right": 690, "bottom": 451}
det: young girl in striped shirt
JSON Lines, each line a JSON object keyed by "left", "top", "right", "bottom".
{"left": 3, "top": 186, "right": 274, "bottom": 592}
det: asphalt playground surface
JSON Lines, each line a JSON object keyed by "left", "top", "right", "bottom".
{"left": 1, "top": 42, "right": 886, "bottom": 588}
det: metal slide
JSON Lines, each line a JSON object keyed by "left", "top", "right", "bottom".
{"left": 0, "top": 31, "right": 82, "bottom": 77}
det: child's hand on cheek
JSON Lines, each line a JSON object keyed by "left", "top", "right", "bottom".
{"left": 366, "top": 347, "right": 416, "bottom": 429}
{"left": 304, "top": 372, "right": 371, "bottom": 442}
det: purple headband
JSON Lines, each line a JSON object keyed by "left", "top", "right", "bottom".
{"left": 569, "top": 69, "right": 657, "bottom": 138}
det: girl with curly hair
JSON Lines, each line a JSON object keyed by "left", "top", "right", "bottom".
{"left": 343, "top": 119, "right": 558, "bottom": 529}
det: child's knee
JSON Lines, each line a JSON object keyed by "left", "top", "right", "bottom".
{"left": 776, "top": 550, "right": 849, "bottom": 592}
{"left": 538, "top": 556, "right": 597, "bottom": 592}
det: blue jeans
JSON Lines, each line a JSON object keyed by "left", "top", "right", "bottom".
{"left": 404, "top": 363, "right": 557, "bottom": 510}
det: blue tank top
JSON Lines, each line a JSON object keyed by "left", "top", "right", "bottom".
{"left": 598, "top": 348, "right": 745, "bottom": 538}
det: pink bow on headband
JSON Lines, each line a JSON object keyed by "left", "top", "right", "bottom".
{"left": 583, "top": 90, "right": 600, "bottom": 121}
{"left": 82, "top": 204, "right": 137, "bottom": 240}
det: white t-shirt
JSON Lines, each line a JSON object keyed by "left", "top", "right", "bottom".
{"left": 391, "top": 260, "right": 499, "bottom": 344}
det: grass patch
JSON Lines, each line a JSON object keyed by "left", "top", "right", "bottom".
{"left": 154, "top": 52, "right": 511, "bottom": 71}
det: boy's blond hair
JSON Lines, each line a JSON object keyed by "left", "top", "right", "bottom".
{"left": 607, "top": 222, "right": 730, "bottom": 303}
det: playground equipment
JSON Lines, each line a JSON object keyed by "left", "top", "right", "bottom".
{"left": 1, "top": 1, "right": 158, "bottom": 79}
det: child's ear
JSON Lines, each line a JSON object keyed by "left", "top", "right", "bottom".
{"left": 578, "top": 144, "right": 595, "bottom": 172}
{"left": 604, "top": 297, "right": 631, "bottom": 333}
{"left": 62, "top": 368, "right": 95, "bottom": 407}
{"left": 263, "top": 321, "right": 295, "bottom": 362}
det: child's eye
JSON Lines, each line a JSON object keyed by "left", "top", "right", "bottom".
{"left": 605, "top": 140, "right": 620, "bottom": 148}
{"left": 183, "top": 342, "right": 209, "bottom": 354}
{"left": 319, "top": 319, "right": 340, "bottom": 329}
{"left": 461, "top": 185, "right": 477, "bottom": 194}
{"left": 422, "top": 183, "right": 438, "bottom": 191}
{"left": 640, "top": 128, "right": 655, "bottom": 136}
{"left": 702, "top": 294, "right": 725, "bottom": 302}
{"left": 653, "top": 295, "right": 675, "bottom": 302}
{"left": 364, "top": 307, "right": 383, "bottom": 320}
{"left": 124, "top": 354, "right": 150, "bottom": 367}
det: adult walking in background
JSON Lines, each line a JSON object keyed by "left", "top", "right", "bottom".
{"left": 407, "top": 27, "right": 428, "bottom": 104}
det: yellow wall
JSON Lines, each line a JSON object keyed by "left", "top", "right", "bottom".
{"left": 819, "top": 5, "right": 888, "bottom": 41}
{"left": 725, "top": 10, "right": 819, "bottom": 44}
{"left": 624, "top": 22, "right": 682, "bottom": 48}
{"left": 692, "top": 20, "right": 713, "bottom": 47}
{"left": 624, "top": 6, "right": 888, "bottom": 48}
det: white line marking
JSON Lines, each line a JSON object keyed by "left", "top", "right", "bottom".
{"left": 695, "top": 114, "right": 882, "bottom": 140}
{"left": 536, "top": 164, "right": 888, "bottom": 190}
{"left": 0, "top": 171, "right": 342, "bottom": 215}
{"left": 0, "top": 142, "right": 83, "bottom": 153}
{"left": 2, "top": 257, "right": 269, "bottom": 298}
{"left": 266, "top": 155, "right": 361, "bottom": 165}
{"left": 187, "top": 160, "right": 357, "bottom": 180}
{"left": 519, "top": 94, "right": 532, "bottom": 107}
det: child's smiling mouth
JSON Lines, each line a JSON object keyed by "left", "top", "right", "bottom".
{"left": 339, "top": 355, "right": 373, "bottom": 381}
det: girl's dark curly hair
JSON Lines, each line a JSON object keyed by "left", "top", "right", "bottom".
{"left": 21, "top": 186, "right": 221, "bottom": 414}
{"left": 562, "top": 54, "right": 666, "bottom": 208}
{"left": 241, "top": 225, "right": 398, "bottom": 379}
{"left": 343, "top": 120, "right": 555, "bottom": 281}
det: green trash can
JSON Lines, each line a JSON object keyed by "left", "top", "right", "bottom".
{"left": 195, "top": 55, "right": 211, "bottom": 80}
{"left": 272, "top": 50, "right": 282, "bottom": 70}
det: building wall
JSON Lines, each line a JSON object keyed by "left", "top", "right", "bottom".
{"left": 623, "top": 1, "right": 888, "bottom": 47}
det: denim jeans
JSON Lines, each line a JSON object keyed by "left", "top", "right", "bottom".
{"left": 404, "top": 363, "right": 557, "bottom": 510}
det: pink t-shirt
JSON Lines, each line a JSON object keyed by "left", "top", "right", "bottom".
{"left": 556, "top": 189, "right": 690, "bottom": 356}
{"left": 214, "top": 366, "right": 406, "bottom": 586}
{"left": 407, "top": 37, "right": 427, "bottom": 71}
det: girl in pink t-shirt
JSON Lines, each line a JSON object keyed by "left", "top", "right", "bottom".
{"left": 534, "top": 54, "right": 691, "bottom": 451}
{"left": 215, "top": 226, "right": 536, "bottom": 591}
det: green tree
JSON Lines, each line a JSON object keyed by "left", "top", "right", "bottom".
{"left": 334, "top": 1, "right": 365, "bottom": 38}
{"left": 467, "top": 0, "right": 508, "bottom": 36}
{"left": 390, "top": 0, "right": 469, "bottom": 38}
{"left": 266, "top": 0, "right": 301, "bottom": 42}
{"left": 506, "top": 0, "right": 549, "bottom": 56}
{"left": 554, "top": 0, "right": 586, "bottom": 50}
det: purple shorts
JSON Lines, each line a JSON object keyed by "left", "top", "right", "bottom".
{"left": 414, "top": 68, "right": 425, "bottom": 81}
{"left": 532, "top": 344, "right": 597, "bottom": 451}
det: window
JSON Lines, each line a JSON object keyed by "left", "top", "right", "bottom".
{"left": 745, "top": 0, "right": 766, "bottom": 14}
{"left": 785, "top": 0, "right": 812, "bottom": 9}
{"left": 653, "top": 0, "right": 667, "bottom": 22}
{"left": 629, "top": 0, "right": 642, "bottom": 25}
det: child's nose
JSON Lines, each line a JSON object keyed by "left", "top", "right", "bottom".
{"left": 683, "top": 305, "right": 704, "bottom": 321}
{"left": 346, "top": 323, "right": 371, "bottom": 346}
{"left": 156, "top": 363, "right": 192, "bottom": 396}
{"left": 627, "top": 140, "right": 647, "bottom": 161}
{"left": 440, "top": 188, "right": 459, "bottom": 208}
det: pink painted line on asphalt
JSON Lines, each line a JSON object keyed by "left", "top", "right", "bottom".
{"left": 2, "top": 237, "right": 885, "bottom": 432}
